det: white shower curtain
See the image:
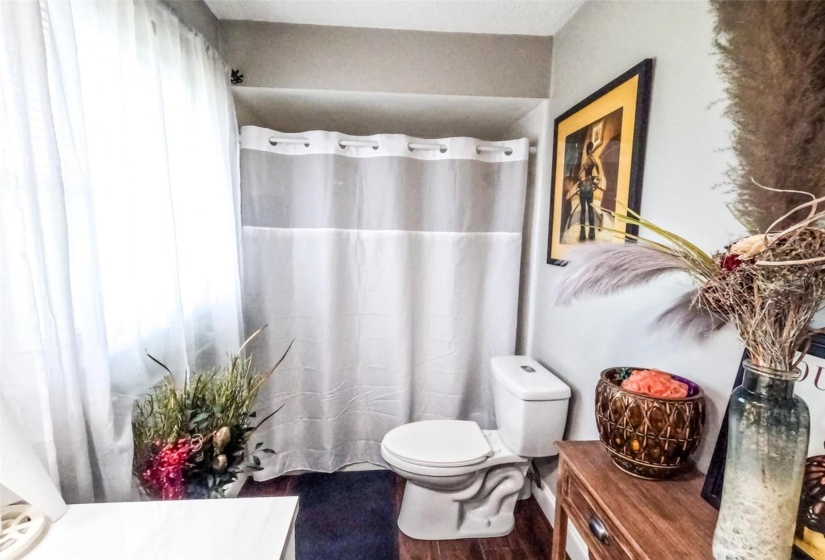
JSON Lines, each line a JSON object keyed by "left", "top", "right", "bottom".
{"left": 0, "top": 0, "right": 241, "bottom": 503}
{"left": 240, "top": 127, "right": 528, "bottom": 478}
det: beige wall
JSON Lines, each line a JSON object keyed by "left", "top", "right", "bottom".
{"left": 529, "top": 0, "right": 745, "bottom": 490}
{"left": 507, "top": 102, "right": 548, "bottom": 354}
{"left": 219, "top": 21, "right": 552, "bottom": 98}
{"left": 164, "top": 0, "right": 220, "bottom": 50}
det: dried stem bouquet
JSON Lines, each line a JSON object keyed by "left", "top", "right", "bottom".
{"left": 557, "top": 194, "right": 825, "bottom": 371}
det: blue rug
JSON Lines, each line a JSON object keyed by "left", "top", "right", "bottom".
{"left": 295, "top": 470, "right": 398, "bottom": 560}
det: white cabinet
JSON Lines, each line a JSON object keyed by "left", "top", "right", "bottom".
{"left": 26, "top": 496, "right": 298, "bottom": 560}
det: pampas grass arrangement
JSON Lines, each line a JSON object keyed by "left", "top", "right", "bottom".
{"left": 557, "top": 1, "right": 825, "bottom": 372}
{"left": 557, "top": 200, "right": 825, "bottom": 371}
{"left": 712, "top": 0, "right": 825, "bottom": 233}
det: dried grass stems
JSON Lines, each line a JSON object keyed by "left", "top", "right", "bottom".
{"left": 712, "top": 0, "right": 825, "bottom": 233}
{"left": 700, "top": 227, "right": 825, "bottom": 370}
{"left": 132, "top": 327, "right": 292, "bottom": 472}
{"left": 133, "top": 355, "right": 264, "bottom": 455}
{"left": 557, "top": 199, "right": 825, "bottom": 372}
{"left": 558, "top": 1, "right": 825, "bottom": 372}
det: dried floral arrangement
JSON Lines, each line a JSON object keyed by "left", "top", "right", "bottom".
{"left": 557, "top": 198, "right": 825, "bottom": 371}
{"left": 557, "top": 1, "right": 825, "bottom": 373}
{"left": 132, "top": 329, "right": 292, "bottom": 499}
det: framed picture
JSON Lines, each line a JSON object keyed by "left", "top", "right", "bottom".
{"left": 702, "top": 334, "right": 825, "bottom": 559}
{"left": 591, "top": 120, "right": 604, "bottom": 149}
{"left": 546, "top": 59, "right": 653, "bottom": 265}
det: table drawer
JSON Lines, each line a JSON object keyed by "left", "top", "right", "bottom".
{"left": 563, "top": 471, "right": 633, "bottom": 560}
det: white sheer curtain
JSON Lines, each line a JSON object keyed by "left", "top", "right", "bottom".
{"left": 240, "top": 127, "right": 529, "bottom": 478}
{"left": 0, "top": 0, "right": 241, "bottom": 503}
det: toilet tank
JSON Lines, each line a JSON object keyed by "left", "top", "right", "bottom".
{"left": 491, "top": 356, "right": 571, "bottom": 457}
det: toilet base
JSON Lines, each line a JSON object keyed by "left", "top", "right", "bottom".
{"left": 396, "top": 462, "right": 529, "bottom": 541}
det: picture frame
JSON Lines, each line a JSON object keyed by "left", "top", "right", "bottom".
{"left": 546, "top": 59, "right": 653, "bottom": 265}
{"left": 702, "top": 334, "right": 825, "bottom": 560}
{"left": 591, "top": 120, "right": 604, "bottom": 149}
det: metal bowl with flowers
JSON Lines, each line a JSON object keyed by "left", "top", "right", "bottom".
{"left": 595, "top": 367, "right": 706, "bottom": 480}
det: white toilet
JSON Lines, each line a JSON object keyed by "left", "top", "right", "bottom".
{"left": 381, "top": 355, "right": 571, "bottom": 540}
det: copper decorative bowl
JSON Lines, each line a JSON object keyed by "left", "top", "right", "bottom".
{"left": 595, "top": 368, "right": 706, "bottom": 480}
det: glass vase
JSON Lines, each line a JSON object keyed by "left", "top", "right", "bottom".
{"left": 712, "top": 360, "right": 810, "bottom": 560}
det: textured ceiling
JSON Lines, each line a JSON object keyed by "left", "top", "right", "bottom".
{"left": 204, "top": 0, "right": 586, "bottom": 36}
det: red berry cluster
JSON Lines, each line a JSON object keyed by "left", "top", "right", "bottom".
{"left": 720, "top": 253, "right": 752, "bottom": 272}
{"left": 720, "top": 253, "right": 742, "bottom": 271}
{"left": 139, "top": 438, "right": 196, "bottom": 500}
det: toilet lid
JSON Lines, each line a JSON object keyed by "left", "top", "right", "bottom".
{"left": 382, "top": 420, "right": 492, "bottom": 467}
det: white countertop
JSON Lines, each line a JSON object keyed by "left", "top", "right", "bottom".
{"left": 27, "top": 496, "right": 299, "bottom": 560}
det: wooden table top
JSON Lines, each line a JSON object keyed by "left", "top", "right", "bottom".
{"left": 557, "top": 440, "right": 718, "bottom": 560}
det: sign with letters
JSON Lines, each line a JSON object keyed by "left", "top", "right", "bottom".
{"left": 794, "top": 340, "right": 825, "bottom": 560}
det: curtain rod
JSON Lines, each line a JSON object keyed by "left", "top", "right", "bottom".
{"left": 268, "top": 136, "right": 538, "bottom": 155}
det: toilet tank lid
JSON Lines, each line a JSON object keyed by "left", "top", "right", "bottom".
{"left": 491, "top": 356, "right": 571, "bottom": 401}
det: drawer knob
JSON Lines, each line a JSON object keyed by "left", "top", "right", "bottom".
{"left": 588, "top": 515, "right": 610, "bottom": 545}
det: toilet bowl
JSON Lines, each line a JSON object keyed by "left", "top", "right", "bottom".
{"left": 381, "top": 356, "right": 571, "bottom": 541}
{"left": 381, "top": 420, "right": 530, "bottom": 540}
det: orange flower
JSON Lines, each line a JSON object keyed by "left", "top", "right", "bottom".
{"left": 622, "top": 369, "right": 688, "bottom": 399}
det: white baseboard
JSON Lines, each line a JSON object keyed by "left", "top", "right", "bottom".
{"left": 531, "top": 479, "right": 589, "bottom": 560}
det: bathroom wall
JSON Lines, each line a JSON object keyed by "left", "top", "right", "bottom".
{"left": 221, "top": 20, "right": 553, "bottom": 357}
{"left": 219, "top": 21, "right": 552, "bottom": 98}
{"left": 507, "top": 102, "right": 549, "bottom": 355}
{"left": 185, "top": 1, "right": 741, "bottom": 482}
{"left": 529, "top": 0, "right": 745, "bottom": 494}
{"left": 164, "top": 0, "right": 221, "bottom": 50}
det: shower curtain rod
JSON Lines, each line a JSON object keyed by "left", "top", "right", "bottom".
{"left": 268, "top": 136, "right": 538, "bottom": 154}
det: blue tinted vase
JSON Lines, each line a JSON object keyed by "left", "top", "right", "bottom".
{"left": 712, "top": 360, "right": 810, "bottom": 560}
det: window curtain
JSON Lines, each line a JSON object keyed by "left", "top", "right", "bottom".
{"left": 240, "top": 127, "right": 528, "bottom": 478}
{"left": 0, "top": 0, "right": 241, "bottom": 503}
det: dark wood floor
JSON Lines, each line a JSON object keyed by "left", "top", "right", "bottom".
{"left": 241, "top": 471, "right": 557, "bottom": 560}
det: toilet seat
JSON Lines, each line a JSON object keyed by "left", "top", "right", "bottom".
{"left": 382, "top": 420, "right": 492, "bottom": 468}
{"left": 382, "top": 422, "right": 526, "bottom": 479}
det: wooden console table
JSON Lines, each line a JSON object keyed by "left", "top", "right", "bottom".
{"left": 551, "top": 441, "right": 718, "bottom": 560}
